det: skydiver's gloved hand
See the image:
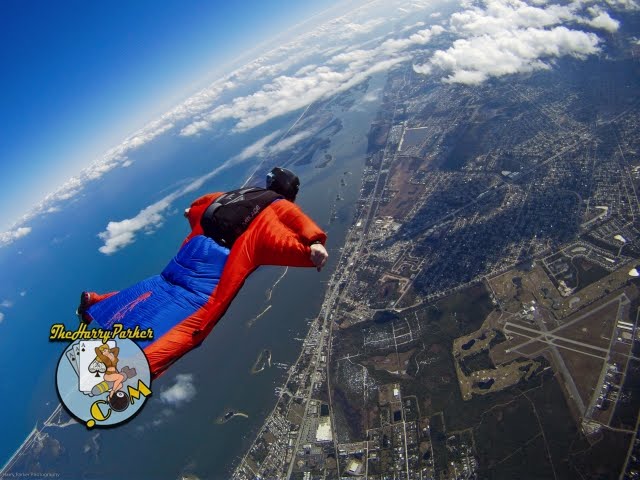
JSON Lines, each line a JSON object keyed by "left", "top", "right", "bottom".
{"left": 310, "top": 242, "right": 328, "bottom": 272}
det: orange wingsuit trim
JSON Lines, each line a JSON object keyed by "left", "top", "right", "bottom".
{"left": 143, "top": 192, "right": 327, "bottom": 377}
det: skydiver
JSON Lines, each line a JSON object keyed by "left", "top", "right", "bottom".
{"left": 77, "top": 167, "right": 328, "bottom": 378}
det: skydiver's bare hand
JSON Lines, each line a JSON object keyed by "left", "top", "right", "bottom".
{"left": 310, "top": 243, "right": 328, "bottom": 272}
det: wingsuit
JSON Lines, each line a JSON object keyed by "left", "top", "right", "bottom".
{"left": 80, "top": 168, "right": 327, "bottom": 378}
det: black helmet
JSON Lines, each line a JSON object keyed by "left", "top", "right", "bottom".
{"left": 266, "top": 167, "right": 300, "bottom": 202}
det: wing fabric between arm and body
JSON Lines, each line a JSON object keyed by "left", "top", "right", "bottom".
{"left": 143, "top": 198, "right": 326, "bottom": 377}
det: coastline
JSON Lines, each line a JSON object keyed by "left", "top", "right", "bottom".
{"left": 0, "top": 404, "right": 73, "bottom": 475}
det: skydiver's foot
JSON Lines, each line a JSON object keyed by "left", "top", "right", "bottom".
{"left": 76, "top": 291, "right": 97, "bottom": 324}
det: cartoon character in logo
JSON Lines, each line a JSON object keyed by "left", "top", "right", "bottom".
{"left": 57, "top": 338, "right": 151, "bottom": 427}
{"left": 94, "top": 344, "right": 126, "bottom": 401}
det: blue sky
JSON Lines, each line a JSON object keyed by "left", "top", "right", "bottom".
{"left": 0, "top": 0, "right": 343, "bottom": 230}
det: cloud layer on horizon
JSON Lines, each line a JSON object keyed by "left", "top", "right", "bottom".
{"left": 179, "top": 22, "right": 445, "bottom": 135}
{"left": 97, "top": 130, "right": 286, "bottom": 254}
{"left": 1, "top": 1, "right": 441, "bottom": 247}
{"left": 2, "top": 0, "right": 633, "bottom": 249}
{"left": 416, "top": 26, "right": 600, "bottom": 84}
{"left": 0, "top": 227, "right": 32, "bottom": 247}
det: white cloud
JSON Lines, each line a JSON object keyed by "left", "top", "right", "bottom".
{"left": 424, "top": 27, "right": 599, "bottom": 84}
{"left": 181, "top": 24, "right": 443, "bottom": 135}
{"left": 160, "top": 374, "right": 196, "bottom": 406}
{"left": 232, "top": 131, "right": 282, "bottom": 162}
{"left": 222, "top": 4, "right": 407, "bottom": 87}
{"left": 1, "top": 300, "right": 13, "bottom": 308}
{"left": 98, "top": 188, "right": 182, "bottom": 255}
{"left": 19, "top": 291, "right": 26, "bottom": 297}
{"left": 179, "top": 120, "right": 211, "bottom": 137}
{"left": 99, "top": 198, "right": 173, "bottom": 255}
{"left": 336, "top": 18, "right": 387, "bottom": 39}
{"left": 584, "top": 6, "right": 620, "bottom": 31}
{"left": 269, "top": 130, "right": 314, "bottom": 154}
{"left": 449, "top": 0, "right": 578, "bottom": 36}
{"left": 97, "top": 131, "right": 279, "bottom": 254}
{"left": 362, "top": 87, "right": 382, "bottom": 103}
{"left": 402, "top": 21, "right": 426, "bottom": 31}
{"left": 295, "top": 64, "right": 318, "bottom": 76}
{"left": 0, "top": 227, "right": 32, "bottom": 247}
{"left": 413, "top": 0, "right": 613, "bottom": 85}
{"left": 378, "top": 25, "right": 445, "bottom": 56}
{"left": 0, "top": 312, "right": 4, "bottom": 324}
{"left": 604, "top": 0, "right": 639, "bottom": 10}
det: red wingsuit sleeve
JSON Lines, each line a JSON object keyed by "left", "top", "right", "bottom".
{"left": 194, "top": 199, "right": 327, "bottom": 335}
{"left": 145, "top": 196, "right": 327, "bottom": 377}
{"left": 182, "top": 192, "right": 224, "bottom": 245}
{"left": 254, "top": 199, "right": 327, "bottom": 267}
